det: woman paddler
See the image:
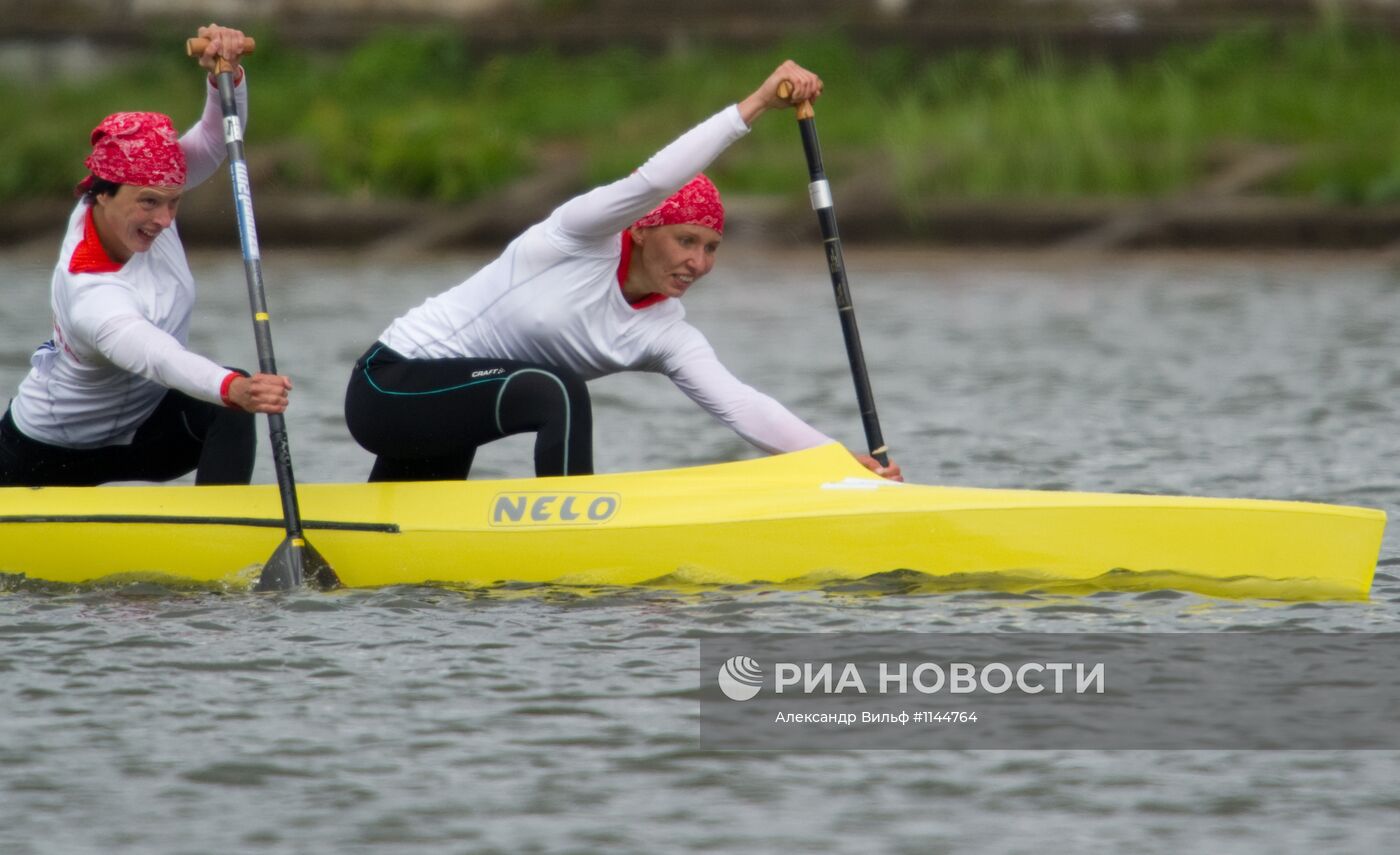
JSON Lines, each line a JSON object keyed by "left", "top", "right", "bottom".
{"left": 344, "top": 60, "right": 901, "bottom": 482}
{"left": 0, "top": 24, "right": 292, "bottom": 487}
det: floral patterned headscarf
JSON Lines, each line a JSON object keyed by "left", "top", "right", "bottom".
{"left": 76, "top": 112, "right": 186, "bottom": 195}
{"left": 632, "top": 174, "right": 724, "bottom": 234}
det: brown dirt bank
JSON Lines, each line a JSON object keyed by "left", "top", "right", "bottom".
{"left": 4, "top": 189, "right": 1398, "bottom": 254}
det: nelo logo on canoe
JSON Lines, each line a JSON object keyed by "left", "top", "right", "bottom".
{"left": 489, "top": 491, "right": 620, "bottom": 527}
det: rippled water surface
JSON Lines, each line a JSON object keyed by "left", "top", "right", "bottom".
{"left": 3, "top": 245, "right": 1400, "bottom": 853}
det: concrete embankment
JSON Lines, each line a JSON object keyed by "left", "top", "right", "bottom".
{"left": 10, "top": 0, "right": 1400, "bottom": 57}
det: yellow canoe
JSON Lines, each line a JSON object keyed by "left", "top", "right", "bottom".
{"left": 0, "top": 444, "right": 1385, "bottom": 599}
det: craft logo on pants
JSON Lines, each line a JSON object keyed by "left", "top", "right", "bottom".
{"left": 717, "top": 656, "right": 763, "bottom": 701}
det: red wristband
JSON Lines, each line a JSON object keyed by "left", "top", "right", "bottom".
{"left": 219, "top": 372, "right": 239, "bottom": 408}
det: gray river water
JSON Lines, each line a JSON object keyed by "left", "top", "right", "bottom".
{"left": 2, "top": 243, "right": 1399, "bottom": 853}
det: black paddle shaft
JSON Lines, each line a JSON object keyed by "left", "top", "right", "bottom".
{"left": 792, "top": 112, "right": 889, "bottom": 466}
{"left": 211, "top": 66, "right": 336, "bottom": 590}
{"left": 214, "top": 73, "right": 303, "bottom": 533}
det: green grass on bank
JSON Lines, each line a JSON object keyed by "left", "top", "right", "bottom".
{"left": 3, "top": 23, "right": 1400, "bottom": 208}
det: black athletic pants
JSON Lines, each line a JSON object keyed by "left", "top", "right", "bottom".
{"left": 344, "top": 343, "right": 593, "bottom": 481}
{"left": 0, "top": 388, "right": 255, "bottom": 487}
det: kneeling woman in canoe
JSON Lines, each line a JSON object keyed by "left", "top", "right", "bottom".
{"left": 0, "top": 24, "right": 292, "bottom": 487}
{"left": 344, "top": 60, "right": 900, "bottom": 482}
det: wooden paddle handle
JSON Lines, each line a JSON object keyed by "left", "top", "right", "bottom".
{"left": 185, "top": 36, "right": 256, "bottom": 75}
{"left": 776, "top": 80, "right": 815, "bottom": 121}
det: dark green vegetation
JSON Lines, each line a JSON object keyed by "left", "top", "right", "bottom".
{"left": 3, "top": 23, "right": 1397, "bottom": 207}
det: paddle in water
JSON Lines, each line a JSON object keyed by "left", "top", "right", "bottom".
{"left": 777, "top": 80, "right": 890, "bottom": 467}
{"left": 186, "top": 34, "right": 339, "bottom": 591}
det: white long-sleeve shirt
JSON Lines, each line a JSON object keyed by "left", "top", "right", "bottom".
{"left": 380, "top": 105, "right": 834, "bottom": 455}
{"left": 11, "top": 77, "right": 248, "bottom": 449}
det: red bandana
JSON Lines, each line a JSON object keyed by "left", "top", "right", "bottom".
{"left": 77, "top": 112, "right": 186, "bottom": 195}
{"left": 632, "top": 174, "right": 724, "bottom": 234}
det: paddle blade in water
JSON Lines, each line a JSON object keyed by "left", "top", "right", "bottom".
{"left": 255, "top": 536, "right": 340, "bottom": 591}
